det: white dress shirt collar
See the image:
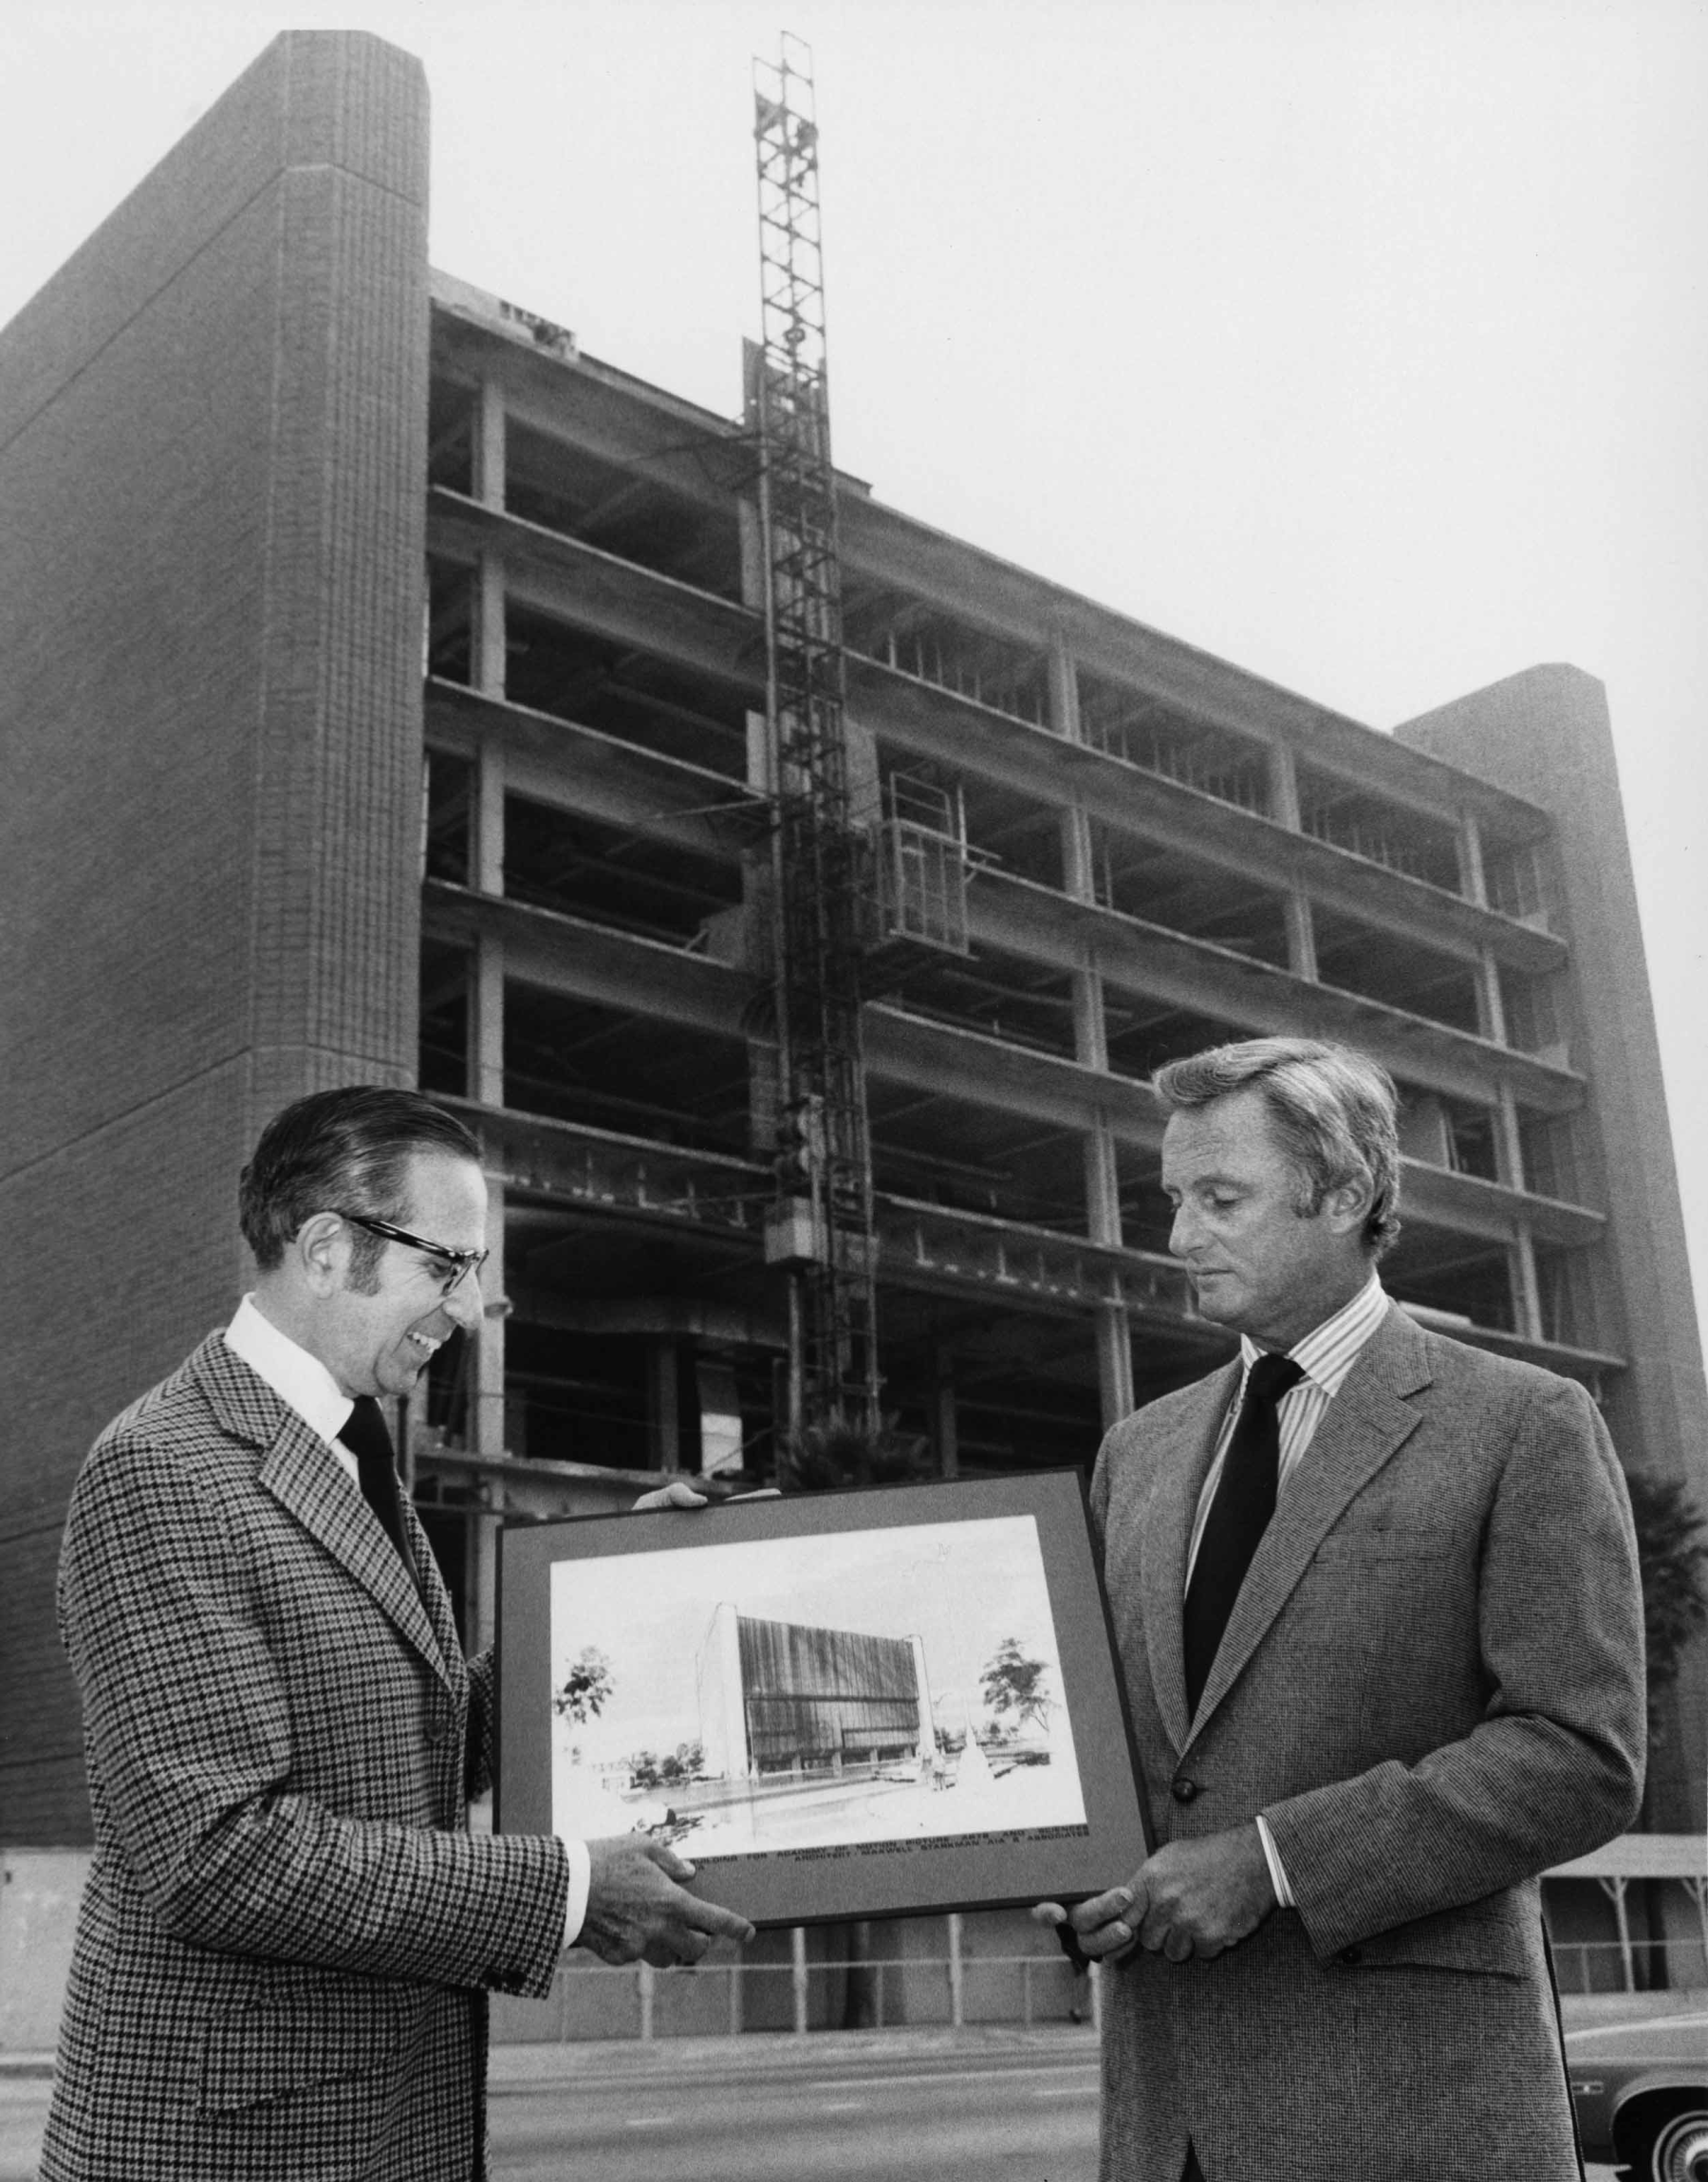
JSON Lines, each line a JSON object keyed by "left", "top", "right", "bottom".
{"left": 1238, "top": 1268, "right": 1388, "bottom": 1397}
{"left": 223, "top": 1294, "right": 357, "bottom": 1457}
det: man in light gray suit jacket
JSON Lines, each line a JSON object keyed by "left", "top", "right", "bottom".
{"left": 1039, "top": 1037, "right": 1644, "bottom": 2182}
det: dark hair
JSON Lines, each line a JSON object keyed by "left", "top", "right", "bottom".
{"left": 239, "top": 1087, "right": 481, "bottom": 1284}
{"left": 1153, "top": 1037, "right": 1402, "bottom": 1257}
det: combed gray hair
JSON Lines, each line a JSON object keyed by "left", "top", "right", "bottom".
{"left": 1153, "top": 1037, "right": 1402, "bottom": 1257}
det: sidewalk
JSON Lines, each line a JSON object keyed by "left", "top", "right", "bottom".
{"left": 6, "top": 1989, "right": 1698, "bottom": 2089}
{"left": 490, "top": 2020, "right": 1099, "bottom": 2089}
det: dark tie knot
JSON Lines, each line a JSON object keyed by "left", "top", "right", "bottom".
{"left": 1245, "top": 1352, "right": 1305, "bottom": 1408}
{"left": 339, "top": 1395, "right": 395, "bottom": 1470}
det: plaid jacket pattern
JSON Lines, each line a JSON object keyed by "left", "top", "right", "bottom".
{"left": 1091, "top": 1306, "right": 1645, "bottom": 2182}
{"left": 43, "top": 1335, "right": 570, "bottom": 2182}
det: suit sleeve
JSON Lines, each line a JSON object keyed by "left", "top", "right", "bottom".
{"left": 1261, "top": 1373, "right": 1645, "bottom": 1959}
{"left": 59, "top": 1426, "right": 570, "bottom": 1995}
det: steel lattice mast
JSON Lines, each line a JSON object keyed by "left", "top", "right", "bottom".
{"left": 752, "top": 33, "right": 882, "bottom": 1442}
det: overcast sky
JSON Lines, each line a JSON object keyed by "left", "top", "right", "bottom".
{"left": 3, "top": 1, "right": 1703, "bottom": 1347}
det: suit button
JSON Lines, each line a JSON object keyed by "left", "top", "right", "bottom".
{"left": 1340, "top": 1946, "right": 1363, "bottom": 1965}
{"left": 1171, "top": 1775, "right": 1197, "bottom": 1803}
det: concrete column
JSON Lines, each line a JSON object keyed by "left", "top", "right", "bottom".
{"left": 1513, "top": 1228, "right": 1544, "bottom": 1342}
{"left": 933, "top": 1352, "right": 959, "bottom": 1480}
{"left": 1267, "top": 744, "right": 1318, "bottom": 980}
{"left": 1047, "top": 634, "right": 1081, "bottom": 741}
{"left": 1095, "top": 1304, "right": 1136, "bottom": 1427}
{"left": 1476, "top": 947, "right": 1508, "bottom": 1046}
{"left": 791, "top": 1926, "right": 809, "bottom": 2035}
{"left": 473, "top": 931, "right": 504, "bottom": 1110}
{"left": 649, "top": 1337, "right": 680, "bottom": 1472}
{"left": 473, "top": 1173, "right": 508, "bottom": 1461}
{"left": 475, "top": 737, "right": 505, "bottom": 895}
{"left": 1061, "top": 808, "right": 1097, "bottom": 906}
{"left": 473, "top": 377, "right": 506, "bottom": 511}
{"left": 1456, "top": 811, "right": 1489, "bottom": 906}
{"left": 474, "top": 553, "right": 506, "bottom": 701}
{"left": 948, "top": 1912, "right": 965, "bottom": 2028}
{"left": 1495, "top": 1086, "right": 1527, "bottom": 1192}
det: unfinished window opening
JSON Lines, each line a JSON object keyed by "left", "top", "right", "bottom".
{"left": 1311, "top": 910, "right": 1481, "bottom": 1035}
{"left": 418, "top": 939, "right": 471, "bottom": 1098}
{"left": 845, "top": 589, "right": 1050, "bottom": 727}
{"left": 427, "top": 377, "right": 474, "bottom": 496}
{"left": 1294, "top": 764, "right": 1460, "bottom": 893}
{"left": 1091, "top": 827, "right": 1292, "bottom": 966}
{"left": 1103, "top": 999, "right": 1249, "bottom": 1085}
{"left": 1077, "top": 672, "right": 1271, "bottom": 817}
{"left": 1384, "top": 1234, "right": 1515, "bottom": 1334}
{"left": 504, "top": 795, "right": 741, "bottom": 947}
{"left": 1499, "top": 968, "right": 1568, "bottom": 1063}
{"left": 1485, "top": 840, "right": 1552, "bottom": 926}
{"left": 1398, "top": 1090, "right": 1501, "bottom": 1184}
{"left": 503, "top": 1324, "right": 654, "bottom": 1471}
{"left": 946, "top": 1373, "right": 1105, "bottom": 1478}
{"left": 504, "top": 603, "right": 749, "bottom": 775}
{"left": 505, "top": 982, "right": 752, "bottom": 1155}
{"left": 505, "top": 420, "right": 742, "bottom": 601}
{"left": 954, "top": 774, "right": 1062, "bottom": 890}
{"left": 1533, "top": 1245, "right": 1599, "bottom": 1352}
{"left": 423, "top": 749, "right": 473, "bottom": 887}
{"left": 426, "top": 558, "right": 473, "bottom": 685}
{"left": 1518, "top": 1110, "right": 1585, "bottom": 1204}
{"left": 882, "top": 943, "right": 1078, "bottom": 1062}
{"left": 867, "top": 1088, "right": 1087, "bottom": 1231}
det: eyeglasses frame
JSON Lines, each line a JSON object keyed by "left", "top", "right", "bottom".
{"left": 333, "top": 1210, "right": 490, "bottom": 1295}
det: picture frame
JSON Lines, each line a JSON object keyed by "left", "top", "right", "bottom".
{"left": 495, "top": 1470, "right": 1151, "bottom": 1928}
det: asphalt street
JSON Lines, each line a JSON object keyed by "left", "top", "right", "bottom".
{"left": 0, "top": 2029, "right": 1624, "bottom": 2182}
{"left": 489, "top": 2039, "right": 1100, "bottom": 2182}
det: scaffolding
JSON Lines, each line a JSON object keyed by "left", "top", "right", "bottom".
{"left": 752, "top": 33, "right": 882, "bottom": 1438}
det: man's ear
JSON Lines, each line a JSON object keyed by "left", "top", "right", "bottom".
{"left": 294, "top": 1212, "right": 349, "bottom": 1296}
{"left": 1322, "top": 1176, "right": 1375, "bottom": 1237}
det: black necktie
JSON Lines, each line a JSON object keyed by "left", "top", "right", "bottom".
{"left": 339, "top": 1396, "right": 419, "bottom": 1592}
{"left": 1182, "top": 1352, "right": 1305, "bottom": 1714}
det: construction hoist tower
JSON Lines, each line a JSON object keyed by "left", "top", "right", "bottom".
{"left": 752, "top": 33, "right": 882, "bottom": 1443}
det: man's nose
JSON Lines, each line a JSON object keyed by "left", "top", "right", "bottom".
{"left": 1168, "top": 1203, "right": 1199, "bottom": 1258}
{"left": 443, "top": 1272, "right": 485, "bottom": 1333}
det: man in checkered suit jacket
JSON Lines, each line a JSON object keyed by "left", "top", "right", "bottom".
{"left": 1041, "top": 1040, "right": 1645, "bottom": 2182}
{"left": 45, "top": 1088, "right": 751, "bottom": 2182}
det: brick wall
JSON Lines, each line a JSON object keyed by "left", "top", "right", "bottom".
{"left": 0, "top": 30, "right": 431, "bottom": 1841}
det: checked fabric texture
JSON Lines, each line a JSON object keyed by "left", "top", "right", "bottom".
{"left": 44, "top": 1334, "right": 572, "bottom": 2182}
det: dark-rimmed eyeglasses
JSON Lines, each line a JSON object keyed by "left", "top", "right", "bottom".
{"left": 335, "top": 1211, "right": 490, "bottom": 1296}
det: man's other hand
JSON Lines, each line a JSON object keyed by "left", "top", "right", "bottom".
{"left": 1033, "top": 1824, "right": 1276, "bottom": 1968}
{"left": 578, "top": 1837, "right": 756, "bottom": 1968}
{"left": 1123, "top": 1827, "right": 1276, "bottom": 1962}
{"left": 631, "top": 1480, "right": 711, "bottom": 1512}
{"left": 1031, "top": 1889, "right": 1133, "bottom": 1962}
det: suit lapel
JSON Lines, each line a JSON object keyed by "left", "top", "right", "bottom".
{"left": 1185, "top": 1304, "right": 1431, "bottom": 1743}
{"left": 1139, "top": 1361, "right": 1239, "bottom": 1755}
{"left": 190, "top": 1335, "right": 455, "bottom": 1692}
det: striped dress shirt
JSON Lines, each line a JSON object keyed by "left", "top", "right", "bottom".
{"left": 1182, "top": 1271, "right": 1390, "bottom": 1906}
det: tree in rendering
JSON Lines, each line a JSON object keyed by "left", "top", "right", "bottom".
{"left": 979, "top": 1636, "right": 1053, "bottom": 1738}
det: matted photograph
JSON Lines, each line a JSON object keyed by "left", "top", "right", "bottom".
{"left": 497, "top": 1473, "right": 1150, "bottom": 1927}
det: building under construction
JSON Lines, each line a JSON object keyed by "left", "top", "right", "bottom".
{"left": 2, "top": 28, "right": 1705, "bottom": 2015}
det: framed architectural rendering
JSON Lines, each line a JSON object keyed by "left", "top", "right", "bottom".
{"left": 495, "top": 1470, "right": 1151, "bottom": 1928}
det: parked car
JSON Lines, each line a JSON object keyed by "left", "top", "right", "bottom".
{"left": 1565, "top": 2003, "right": 1708, "bottom": 2179}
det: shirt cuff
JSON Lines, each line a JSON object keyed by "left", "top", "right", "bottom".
{"left": 560, "top": 1837, "right": 591, "bottom": 1947}
{"left": 1254, "top": 1815, "right": 1294, "bottom": 1910}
